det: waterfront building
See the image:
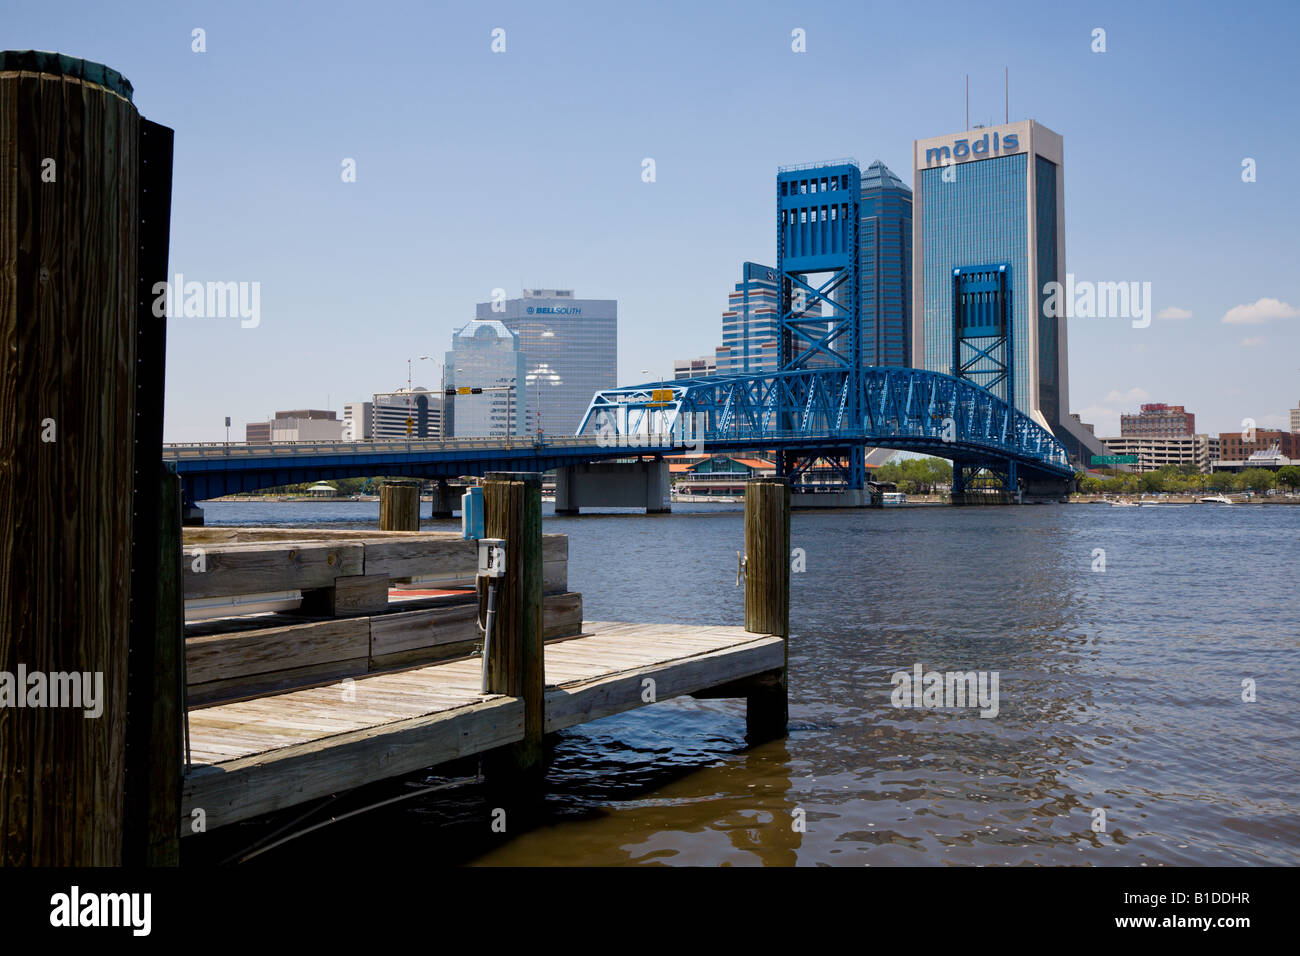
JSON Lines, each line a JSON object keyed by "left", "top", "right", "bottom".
{"left": 674, "top": 455, "right": 776, "bottom": 497}
{"left": 1121, "top": 403, "right": 1195, "bottom": 438}
{"left": 673, "top": 356, "right": 716, "bottom": 380}
{"left": 371, "top": 388, "right": 441, "bottom": 440}
{"left": 444, "top": 318, "right": 527, "bottom": 438}
{"left": 1290, "top": 401, "right": 1299, "bottom": 433}
{"left": 343, "top": 401, "right": 373, "bottom": 441}
{"left": 246, "top": 409, "right": 343, "bottom": 442}
{"left": 1101, "top": 434, "right": 1219, "bottom": 473}
{"left": 912, "top": 119, "right": 1107, "bottom": 465}
{"left": 1217, "top": 428, "right": 1298, "bottom": 462}
{"left": 859, "top": 160, "right": 913, "bottom": 367}
{"left": 475, "top": 289, "right": 616, "bottom": 436}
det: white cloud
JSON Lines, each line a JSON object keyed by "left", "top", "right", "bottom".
{"left": 1239, "top": 336, "right": 1265, "bottom": 347}
{"left": 1220, "top": 297, "right": 1300, "bottom": 325}
{"left": 1101, "top": 387, "right": 1150, "bottom": 405}
{"left": 1157, "top": 306, "right": 1193, "bottom": 320}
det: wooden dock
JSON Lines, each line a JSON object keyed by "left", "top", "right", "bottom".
{"left": 183, "top": 622, "right": 783, "bottom": 829}
{"left": 169, "top": 475, "right": 792, "bottom": 840}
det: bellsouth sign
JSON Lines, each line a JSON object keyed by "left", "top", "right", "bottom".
{"left": 925, "top": 130, "right": 1020, "bottom": 166}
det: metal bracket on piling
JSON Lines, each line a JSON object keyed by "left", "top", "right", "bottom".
{"left": 736, "top": 550, "right": 747, "bottom": 587}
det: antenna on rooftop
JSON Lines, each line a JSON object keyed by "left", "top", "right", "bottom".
{"left": 965, "top": 74, "right": 969, "bottom": 129}
{"left": 1005, "top": 66, "right": 1009, "bottom": 123}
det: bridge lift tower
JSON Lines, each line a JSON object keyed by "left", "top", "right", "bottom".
{"left": 775, "top": 160, "right": 864, "bottom": 490}
{"left": 950, "top": 263, "right": 1017, "bottom": 497}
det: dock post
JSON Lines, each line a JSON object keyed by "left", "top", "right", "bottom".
{"left": 428, "top": 479, "right": 454, "bottom": 519}
{"left": 379, "top": 479, "right": 421, "bottom": 530}
{"left": 744, "top": 477, "right": 790, "bottom": 742}
{"left": 481, "top": 472, "right": 544, "bottom": 775}
{"left": 0, "top": 53, "right": 172, "bottom": 865}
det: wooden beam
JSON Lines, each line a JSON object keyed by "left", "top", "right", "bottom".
{"left": 181, "top": 697, "right": 523, "bottom": 830}
{"left": 0, "top": 63, "right": 142, "bottom": 866}
{"left": 301, "top": 573, "right": 388, "bottom": 617}
{"left": 545, "top": 638, "right": 785, "bottom": 733}
{"left": 481, "top": 473, "right": 544, "bottom": 772}
{"left": 183, "top": 542, "right": 363, "bottom": 600}
{"left": 744, "top": 478, "right": 790, "bottom": 741}
{"left": 379, "top": 480, "right": 420, "bottom": 531}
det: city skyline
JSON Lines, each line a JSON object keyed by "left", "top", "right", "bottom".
{"left": 5, "top": 0, "right": 1296, "bottom": 442}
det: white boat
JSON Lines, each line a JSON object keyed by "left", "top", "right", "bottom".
{"left": 1110, "top": 500, "right": 1139, "bottom": 507}
{"left": 1198, "top": 495, "right": 1233, "bottom": 505}
{"left": 881, "top": 491, "right": 907, "bottom": 506}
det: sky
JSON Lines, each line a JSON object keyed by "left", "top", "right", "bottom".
{"left": 7, "top": 0, "right": 1299, "bottom": 441}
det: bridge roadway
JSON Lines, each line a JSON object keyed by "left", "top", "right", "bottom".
{"left": 165, "top": 428, "right": 1071, "bottom": 502}
{"left": 166, "top": 366, "right": 1076, "bottom": 501}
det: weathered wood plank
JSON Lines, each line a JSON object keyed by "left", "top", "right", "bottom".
{"left": 186, "top": 617, "right": 370, "bottom": 685}
{"left": 301, "top": 573, "right": 388, "bottom": 617}
{"left": 182, "top": 697, "right": 523, "bottom": 830}
{"left": 184, "top": 542, "right": 364, "bottom": 600}
{"left": 544, "top": 637, "right": 785, "bottom": 733}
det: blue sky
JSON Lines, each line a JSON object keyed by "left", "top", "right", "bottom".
{"left": 8, "top": 0, "right": 1299, "bottom": 441}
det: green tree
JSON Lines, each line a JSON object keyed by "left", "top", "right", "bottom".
{"left": 1275, "top": 465, "right": 1300, "bottom": 490}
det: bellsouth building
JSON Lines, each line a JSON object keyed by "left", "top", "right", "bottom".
{"left": 912, "top": 119, "right": 1106, "bottom": 465}
{"left": 474, "top": 289, "right": 617, "bottom": 437}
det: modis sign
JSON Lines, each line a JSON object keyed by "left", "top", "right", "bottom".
{"left": 925, "top": 131, "right": 1019, "bottom": 166}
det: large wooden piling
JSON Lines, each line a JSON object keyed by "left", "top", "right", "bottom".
{"left": 480, "top": 472, "right": 544, "bottom": 773}
{"left": 743, "top": 477, "right": 790, "bottom": 741}
{"left": 379, "top": 479, "right": 421, "bottom": 530}
{"left": 0, "top": 53, "right": 174, "bottom": 865}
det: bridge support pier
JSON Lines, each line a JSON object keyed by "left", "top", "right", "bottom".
{"left": 428, "top": 479, "right": 454, "bottom": 519}
{"left": 181, "top": 486, "right": 205, "bottom": 526}
{"left": 554, "top": 459, "right": 670, "bottom": 515}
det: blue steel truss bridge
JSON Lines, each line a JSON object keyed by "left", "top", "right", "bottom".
{"left": 577, "top": 365, "right": 1073, "bottom": 497}
{"left": 165, "top": 364, "right": 1071, "bottom": 505}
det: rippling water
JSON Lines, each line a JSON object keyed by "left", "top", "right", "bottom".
{"left": 198, "top": 500, "right": 1299, "bottom": 866}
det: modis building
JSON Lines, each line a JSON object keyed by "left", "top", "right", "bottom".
{"left": 912, "top": 119, "right": 1105, "bottom": 465}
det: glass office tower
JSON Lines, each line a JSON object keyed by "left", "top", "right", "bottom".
{"left": 475, "top": 289, "right": 616, "bottom": 436}
{"left": 715, "top": 262, "right": 781, "bottom": 375}
{"left": 444, "top": 318, "right": 527, "bottom": 438}
{"left": 912, "top": 119, "right": 1106, "bottom": 464}
{"left": 860, "top": 160, "right": 913, "bottom": 368}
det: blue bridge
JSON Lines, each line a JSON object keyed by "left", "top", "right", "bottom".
{"left": 164, "top": 364, "right": 1071, "bottom": 502}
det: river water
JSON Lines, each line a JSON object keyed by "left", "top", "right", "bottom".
{"left": 197, "top": 499, "right": 1299, "bottom": 866}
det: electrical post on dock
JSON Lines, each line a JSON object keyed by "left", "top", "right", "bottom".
{"left": 477, "top": 538, "right": 507, "bottom": 693}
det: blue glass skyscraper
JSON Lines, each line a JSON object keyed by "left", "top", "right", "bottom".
{"left": 912, "top": 120, "right": 1106, "bottom": 465}
{"left": 859, "top": 160, "right": 912, "bottom": 368}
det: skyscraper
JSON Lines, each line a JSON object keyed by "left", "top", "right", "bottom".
{"left": 715, "top": 262, "right": 781, "bottom": 375}
{"left": 475, "top": 289, "right": 616, "bottom": 436}
{"left": 371, "top": 388, "right": 441, "bottom": 440}
{"left": 912, "top": 119, "right": 1106, "bottom": 465}
{"left": 859, "top": 160, "right": 912, "bottom": 367}
{"left": 444, "top": 318, "right": 526, "bottom": 438}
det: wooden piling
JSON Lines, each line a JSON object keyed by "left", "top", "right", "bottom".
{"left": 379, "top": 480, "right": 421, "bottom": 530}
{"left": 0, "top": 53, "right": 154, "bottom": 865}
{"left": 743, "top": 477, "right": 790, "bottom": 741}
{"left": 141, "top": 464, "right": 183, "bottom": 865}
{"left": 480, "top": 472, "right": 544, "bottom": 773}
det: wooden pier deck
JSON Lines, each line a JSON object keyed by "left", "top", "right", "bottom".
{"left": 182, "top": 622, "right": 784, "bottom": 830}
